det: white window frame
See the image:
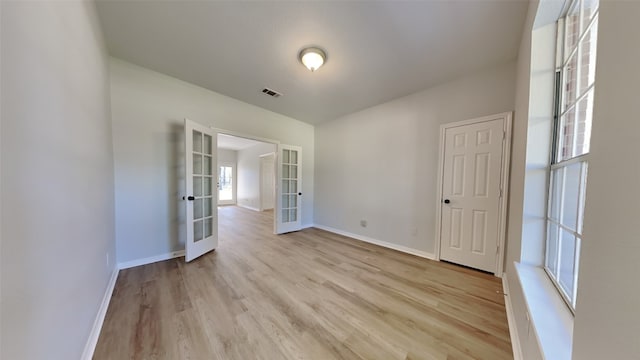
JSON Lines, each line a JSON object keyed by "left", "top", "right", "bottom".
{"left": 545, "top": 0, "right": 599, "bottom": 311}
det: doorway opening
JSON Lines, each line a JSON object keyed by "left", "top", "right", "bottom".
{"left": 217, "top": 133, "right": 277, "bottom": 231}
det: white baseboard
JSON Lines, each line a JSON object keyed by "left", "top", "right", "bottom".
{"left": 313, "top": 224, "right": 435, "bottom": 260}
{"left": 81, "top": 267, "right": 119, "bottom": 360}
{"left": 502, "top": 272, "right": 523, "bottom": 360}
{"left": 118, "top": 250, "right": 185, "bottom": 270}
{"left": 237, "top": 204, "right": 261, "bottom": 212}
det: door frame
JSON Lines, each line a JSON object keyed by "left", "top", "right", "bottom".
{"left": 434, "top": 112, "right": 513, "bottom": 276}
{"left": 212, "top": 128, "right": 279, "bottom": 233}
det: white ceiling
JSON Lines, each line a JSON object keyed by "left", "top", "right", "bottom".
{"left": 218, "top": 133, "right": 269, "bottom": 151}
{"left": 96, "top": 1, "right": 528, "bottom": 125}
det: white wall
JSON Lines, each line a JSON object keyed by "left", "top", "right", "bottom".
{"left": 110, "top": 58, "right": 314, "bottom": 264}
{"left": 314, "top": 62, "right": 516, "bottom": 255}
{"left": 572, "top": 1, "right": 640, "bottom": 358}
{"left": 1, "top": 2, "right": 116, "bottom": 359}
{"left": 237, "top": 143, "right": 276, "bottom": 211}
{"left": 218, "top": 148, "right": 237, "bottom": 163}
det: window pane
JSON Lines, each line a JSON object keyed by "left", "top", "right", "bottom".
{"left": 578, "top": 17, "right": 598, "bottom": 96}
{"left": 578, "top": 163, "right": 589, "bottom": 233}
{"left": 558, "top": 106, "right": 576, "bottom": 162}
{"left": 564, "top": 0, "right": 581, "bottom": 58}
{"left": 582, "top": 0, "right": 599, "bottom": 30}
{"left": 563, "top": 54, "right": 579, "bottom": 111}
{"left": 562, "top": 162, "right": 582, "bottom": 231}
{"left": 282, "top": 149, "right": 290, "bottom": 164}
{"left": 546, "top": 222, "right": 560, "bottom": 274}
{"left": 559, "top": 229, "right": 577, "bottom": 300}
{"left": 549, "top": 168, "right": 564, "bottom": 221}
{"left": 574, "top": 90, "right": 595, "bottom": 157}
{"left": 194, "top": 220, "right": 203, "bottom": 242}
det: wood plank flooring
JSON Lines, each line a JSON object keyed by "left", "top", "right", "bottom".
{"left": 94, "top": 206, "right": 512, "bottom": 360}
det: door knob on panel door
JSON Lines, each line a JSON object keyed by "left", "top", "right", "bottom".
{"left": 443, "top": 199, "right": 450, "bottom": 204}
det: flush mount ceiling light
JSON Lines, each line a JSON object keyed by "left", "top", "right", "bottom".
{"left": 299, "top": 47, "right": 327, "bottom": 72}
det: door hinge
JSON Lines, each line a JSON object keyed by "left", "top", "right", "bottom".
{"left": 502, "top": 131, "right": 506, "bottom": 140}
{"left": 499, "top": 188, "right": 503, "bottom": 198}
{"left": 496, "top": 245, "right": 500, "bottom": 254}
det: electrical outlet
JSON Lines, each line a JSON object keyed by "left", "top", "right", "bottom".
{"left": 360, "top": 220, "right": 367, "bottom": 228}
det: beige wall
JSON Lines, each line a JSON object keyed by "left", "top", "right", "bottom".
{"left": 314, "top": 62, "right": 516, "bottom": 255}
{"left": 1, "top": 2, "right": 116, "bottom": 359}
{"left": 110, "top": 59, "right": 314, "bottom": 264}
{"left": 572, "top": 1, "right": 640, "bottom": 358}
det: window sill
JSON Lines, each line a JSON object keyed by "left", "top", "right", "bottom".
{"left": 514, "top": 263, "right": 574, "bottom": 360}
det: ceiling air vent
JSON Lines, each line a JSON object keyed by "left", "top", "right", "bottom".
{"left": 261, "top": 88, "right": 282, "bottom": 98}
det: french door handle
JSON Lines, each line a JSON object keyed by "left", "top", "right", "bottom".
{"left": 443, "top": 199, "right": 450, "bottom": 204}
{"left": 182, "top": 195, "right": 195, "bottom": 201}
{"left": 298, "top": 192, "right": 302, "bottom": 196}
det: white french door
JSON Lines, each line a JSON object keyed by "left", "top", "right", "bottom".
{"left": 275, "top": 145, "right": 302, "bottom": 234}
{"left": 438, "top": 114, "right": 510, "bottom": 273}
{"left": 184, "top": 119, "right": 218, "bottom": 262}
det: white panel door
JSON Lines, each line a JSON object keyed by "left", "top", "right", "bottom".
{"left": 276, "top": 145, "right": 302, "bottom": 234}
{"left": 440, "top": 118, "right": 504, "bottom": 272}
{"left": 184, "top": 119, "right": 218, "bottom": 262}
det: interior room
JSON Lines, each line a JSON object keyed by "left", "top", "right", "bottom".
{"left": 1, "top": 0, "right": 639, "bottom": 359}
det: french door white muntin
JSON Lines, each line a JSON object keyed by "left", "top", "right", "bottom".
{"left": 276, "top": 144, "right": 302, "bottom": 234}
{"left": 435, "top": 112, "right": 512, "bottom": 275}
{"left": 184, "top": 119, "right": 218, "bottom": 262}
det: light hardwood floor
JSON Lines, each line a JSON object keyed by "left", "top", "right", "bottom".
{"left": 94, "top": 206, "right": 512, "bottom": 360}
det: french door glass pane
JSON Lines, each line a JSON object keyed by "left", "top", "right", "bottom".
{"left": 290, "top": 180, "right": 297, "bottom": 193}
{"left": 204, "top": 198, "right": 212, "bottom": 217}
{"left": 562, "top": 162, "right": 582, "bottom": 231}
{"left": 203, "top": 134, "right": 212, "bottom": 155}
{"left": 289, "top": 209, "right": 297, "bottom": 222}
{"left": 194, "top": 154, "right": 203, "bottom": 175}
{"left": 290, "top": 150, "right": 298, "bottom": 164}
{"left": 283, "top": 165, "right": 289, "bottom": 179}
{"left": 559, "top": 229, "right": 577, "bottom": 299}
{"left": 282, "top": 180, "right": 289, "bottom": 193}
{"left": 193, "top": 131, "right": 202, "bottom": 153}
{"left": 282, "top": 209, "right": 289, "bottom": 222}
{"left": 290, "top": 165, "right": 297, "bottom": 178}
{"left": 203, "top": 156, "right": 212, "bottom": 175}
{"left": 282, "top": 149, "right": 290, "bottom": 164}
{"left": 194, "top": 220, "right": 203, "bottom": 242}
{"left": 194, "top": 199, "right": 203, "bottom": 220}
{"left": 193, "top": 176, "right": 202, "bottom": 197}
{"left": 204, "top": 218, "right": 213, "bottom": 237}
{"left": 203, "top": 177, "right": 212, "bottom": 196}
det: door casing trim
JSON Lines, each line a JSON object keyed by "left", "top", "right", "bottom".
{"left": 434, "top": 112, "right": 513, "bottom": 276}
